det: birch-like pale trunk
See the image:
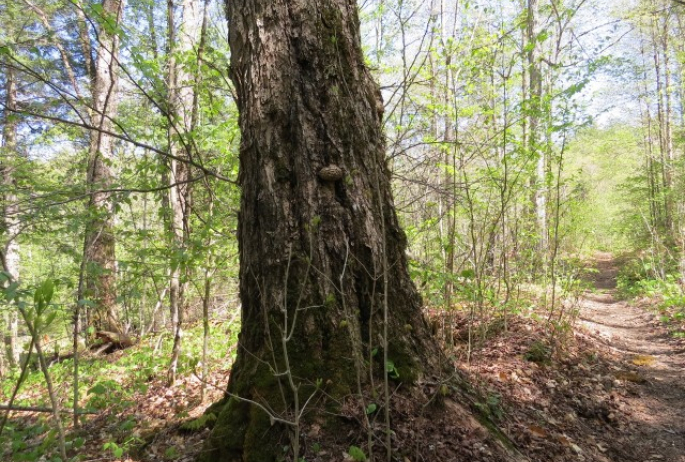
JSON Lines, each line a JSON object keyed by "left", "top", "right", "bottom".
{"left": 1, "top": 65, "right": 21, "bottom": 368}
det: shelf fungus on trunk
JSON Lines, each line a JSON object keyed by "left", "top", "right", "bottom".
{"left": 318, "top": 165, "right": 345, "bottom": 201}
{"left": 317, "top": 164, "right": 344, "bottom": 182}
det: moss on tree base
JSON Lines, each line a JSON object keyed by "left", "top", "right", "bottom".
{"left": 201, "top": 396, "right": 281, "bottom": 462}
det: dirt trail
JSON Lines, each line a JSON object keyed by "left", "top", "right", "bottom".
{"left": 578, "top": 252, "right": 685, "bottom": 462}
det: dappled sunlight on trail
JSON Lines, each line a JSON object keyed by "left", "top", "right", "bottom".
{"left": 578, "top": 253, "right": 685, "bottom": 462}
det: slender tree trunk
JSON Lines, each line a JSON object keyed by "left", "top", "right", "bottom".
{"left": 75, "top": 0, "right": 95, "bottom": 81}
{"left": 1, "top": 65, "right": 21, "bottom": 368}
{"left": 639, "top": 37, "right": 660, "bottom": 231}
{"left": 676, "top": 13, "right": 685, "bottom": 131}
{"left": 147, "top": 0, "right": 160, "bottom": 60}
{"left": 499, "top": 65, "right": 512, "bottom": 321}
{"left": 428, "top": 3, "right": 456, "bottom": 332}
{"left": 200, "top": 193, "right": 214, "bottom": 403}
{"left": 661, "top": 20, "right": 675, "bottom": 240}
{"left": 202, "top": 1, "right": 441, "bottom": 460}
{"left": 82, "top": 0, "right": 124, "bottom": 335}
{"left": 650, "top": 11, "right": 672, "bottom": 238}
{"left": 525, "top": 0, "right": 547, "bottom": 263}
{"left": 441, "top": 1, "right": 457, "bottom": 318}
{"left": 166, "top": 0, "right": 202, "bottom": 384}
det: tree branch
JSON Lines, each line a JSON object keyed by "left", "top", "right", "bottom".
{"left": 0, "top": 404, "right": 97, "bottom": 415}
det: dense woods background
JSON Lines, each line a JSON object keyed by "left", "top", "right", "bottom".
{"left": 1, "top": 0, "right": 684, "bottom": 460}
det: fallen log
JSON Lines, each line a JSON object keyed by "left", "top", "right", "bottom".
{"left": 95, "top": 331, "right": 135, "bottom": 349}
{"left": 91, "top": 331, "right": 136, "bottom": 354}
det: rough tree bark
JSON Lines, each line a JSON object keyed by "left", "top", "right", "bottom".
{"left": 82, "top": 0, "right": 124, "bottom": 334}
{"left": 201, "top": 0, "right": 442, "bottom": 460}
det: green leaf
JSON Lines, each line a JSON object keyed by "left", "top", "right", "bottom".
{"left": 88, "top": 383, "right": 107, "bottom": 395}
{"left": 4, "top": 281, "right": 19, "bottom": 301}
{"left": 164, "top": 446, "right": 180, "bottom": 459}
{"left": 89, "top": 3, "right": 104, "bottom": 16}
{"left": 347, "top": 445, "right": 367, "bottom": 461}
{"left": 365, "top": 403, "right": 377, "bottom": 414}
{"left": 460, "top": 269, "right": 476, "bottom": 279}
{"left": 119, "top": 417, "right": 136, "bottom": 431}
{"left": 385, "top": 360, "right": 394, "bottom": 373}
{"left": 41, "top": 279, "right": 55, "bottom": 304}
{"left": 34, "top": 286, "right": 43, "bottom": 305}
{"left": 104, "top": 441, "right": 124, "bottom": 458}
{"left": 44, "top": 312, "right": 57, "bottom": 328}
{"left": 385, "top": 360, "right": 400, "bottom": 379}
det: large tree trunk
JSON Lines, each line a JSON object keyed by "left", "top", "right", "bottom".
{"left": 1, "top": 65, "right": 21, "bottom": 368}
{"left": 82, "top": 0, "right": 124, "bottom": 334}
{"left": 202, "top": 1, "right": 441, "bottom": 461}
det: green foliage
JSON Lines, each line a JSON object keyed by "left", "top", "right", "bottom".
{"left": 347, "top": 445, "right": 367, "bottom": 462}
{"left": 87, "top": 379, "right": 124, "bottom": 410}
{"left": 165, "top": 446, "right": 180, "bottom": 459}
{"left": 103, "top": 441, "right": 125, "bottom": 459}
{"left": 563, "top": 126, "right": 642, "bottom": 253}
{"left": 0, "top": 319, "right": 239, "bottom": 461}
{"left": 524, "top": 340, "right": 551, "bottom": 364}
{"left": 475, "top": 392, "right": 504, "bottom": 421}
{"left": 385, "top": 360, "right": 400, "bottom": 380}
{"left": 617, "top": 259, "right": 685, "bottom": 335}
{"left": 617, "top": 256, "right": 682, "bottom": 298}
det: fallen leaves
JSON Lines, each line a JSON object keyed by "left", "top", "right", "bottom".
{"left": 630, "top": 354, "right": 656, "bottom": 366}
{"left": 528, "top": 424, "right": 547, "bottom": 438}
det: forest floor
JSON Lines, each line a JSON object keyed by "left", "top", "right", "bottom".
{"left": 457, "top": 252, "right": 685, "bottom": 462}
{"left": 3, "top": 253, "right": 685, "bottom": 461}
{"left": 575, "top": 252, "right": 685, "bottom": 461}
